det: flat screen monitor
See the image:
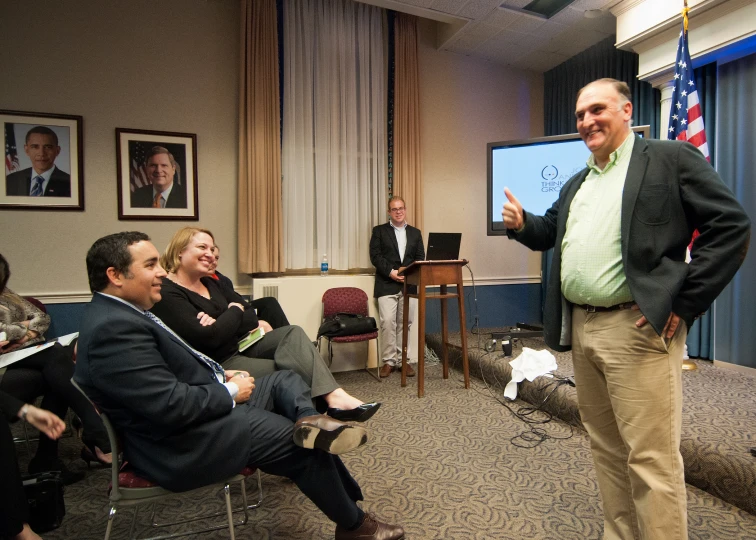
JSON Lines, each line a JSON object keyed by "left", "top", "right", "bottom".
{"left": 487, "top": 125, "right": 650, "bottom": 236}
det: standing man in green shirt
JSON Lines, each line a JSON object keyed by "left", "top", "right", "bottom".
{"left": 503, "top": 78, "right": 750, "bottom": 540}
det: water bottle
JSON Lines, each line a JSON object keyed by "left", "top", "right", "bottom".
{"left": 321, "top": 254, "right": 329, "bottom": 276}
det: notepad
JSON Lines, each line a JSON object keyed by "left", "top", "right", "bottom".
{"left": 0, "top": 332, "right": 79, "bottom": 369}
{"left": 238, "top": 326, "right": 265, "bottom": 353}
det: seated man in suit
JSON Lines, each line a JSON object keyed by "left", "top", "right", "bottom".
{"left": 130, "top": 146, "right": 188, "bottom": 208}
{"left": 74, "top": 232, "right": 404, "bottom": 540}
{"left": 5, "top": 126, "right": 71, "bottom": 197}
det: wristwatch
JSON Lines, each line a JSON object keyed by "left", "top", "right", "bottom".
{"left": 20, "top": 404, "right": 29, "bottom": 422}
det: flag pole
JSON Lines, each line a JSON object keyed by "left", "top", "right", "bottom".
{"left": 679, "top": 0, "right": 699, "bottom": 372}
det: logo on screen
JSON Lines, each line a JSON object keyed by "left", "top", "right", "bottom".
{"left": 541, "top": 165, "right": 558, "bottom": 181}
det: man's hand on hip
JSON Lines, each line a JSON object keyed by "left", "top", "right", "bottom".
{"left": 635, "top": 308, "right": 683, "bottom": 339}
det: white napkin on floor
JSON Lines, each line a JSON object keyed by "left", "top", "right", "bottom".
{"left": 504, "top": 347, "right": 558, "bottom": 400}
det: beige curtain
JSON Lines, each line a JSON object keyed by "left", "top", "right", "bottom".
{"left": 393, "top": 13, "right": 423, "bottom": 232}
{"left": 281, "top": 0, "right": 387, "bottom": 271}
{"left": 237, "top": 0, "right": 283, "bottom": 273}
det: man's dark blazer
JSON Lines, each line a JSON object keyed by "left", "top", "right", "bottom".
{"left": 510, "top": 136, "right": 750, "bottom": 352}
{"left": 369, "top": 222, "right": 425, "bottom": 298}
{"left": 130, "top": 182, "right": 188, "bottom": 208}
{"left": 73, "top": 294, "right": 252, "bottom": 492}
{"left": 5, "top": 167, "right": 70, "bottom": 197}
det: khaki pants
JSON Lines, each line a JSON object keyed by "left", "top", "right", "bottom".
{"left": 377, "top": 292, "right": 415, "bottom": 366}
{"left": 572, "top": 306, "right": 688, "bottom": 540}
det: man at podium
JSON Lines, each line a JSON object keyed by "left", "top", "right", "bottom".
{"left": 369, "top": 196, "right": 425, "bottom": 379}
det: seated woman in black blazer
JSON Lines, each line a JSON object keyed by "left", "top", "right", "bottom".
{"left": 149, "top": 227, "right": 378, "bottom": 422}
{"left": 0, "top": 254, "right": 111, "bottom": 484}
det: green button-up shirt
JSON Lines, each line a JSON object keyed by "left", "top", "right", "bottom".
{"left": 561, "top": 132, "right": 635, "bottom": 307}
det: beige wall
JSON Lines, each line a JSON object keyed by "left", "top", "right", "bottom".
{"left": 0, "top": 3, "right": 544, "bottom": 300}
{"left": 0, "top": 0, "right": 245, "bottom": 298}
{"left": 418, "top": 19, "right": 544, "bottom": 284}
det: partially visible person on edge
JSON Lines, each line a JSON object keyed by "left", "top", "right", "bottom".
{"left": 0, "top": 389, "right": 65, "bottom": 540}
{"left": 207, "top": 244, "right": 290, "bottom": 330}
{"left": 5, "top": 126, "right": 71, "bottom": 197}
{"left": 502, "top": 78, "right": 750, "bottom": 540}
{"left": 369, "top": 196, "right": 425, "bottom": 378}
{"left": 130, "top": 146, "right": 187, "bottom": 209}
{"left": 0, "top": 254, "right": 111, "bottom": 485}
{"left": 73, "top": 232, "right": 405, "bottom": 540}
{"left": 149, "top": 227, "right": 380, "bottom": 422}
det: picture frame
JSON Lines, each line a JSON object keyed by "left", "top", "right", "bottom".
{"left": 1, "top": 109, "right": 84, "bottom": 211}
{"left": 116, "top": 128, "right": 198, "bottom": 221}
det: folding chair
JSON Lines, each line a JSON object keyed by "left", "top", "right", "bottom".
{"left": 71, "top": 379, "right": 262, "bottom": 540}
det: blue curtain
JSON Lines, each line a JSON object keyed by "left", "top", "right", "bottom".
{"left": 712, "top": 53, "right": 756, "bottom": 368}
{"left": 544, "top": 36, "right": 660, "bottom": 138}
{"left": 685, "top": 62, "right": 717, "bottom": 358}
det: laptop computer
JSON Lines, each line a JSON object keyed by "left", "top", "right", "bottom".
{"left": 425, "top": 232, "right": 462, "bottom": 261}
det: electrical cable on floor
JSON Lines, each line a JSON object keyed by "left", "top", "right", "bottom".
{"left": 423, "top": 343, "right": 440, "bottom": 367}
{"left": 437, "top": 263, "right": 576, "bottom": 448}
{"left": 465, "top": 263, "right": 481, "bottom": 335}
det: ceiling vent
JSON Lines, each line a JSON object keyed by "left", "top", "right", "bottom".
{"left": 501, "top": 0, "right": 575, "bottom": 19}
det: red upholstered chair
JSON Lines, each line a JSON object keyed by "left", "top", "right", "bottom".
{"left": 23, "top": 296, "right": 48, "bottom": 314}
{"left": 319, "top": 287, "right": 380, "bottom": 381}
{"left": 70, "top": 380, "right": 262, "bottom": 540}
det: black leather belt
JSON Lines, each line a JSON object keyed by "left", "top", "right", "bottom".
{"left": 576, "top": 301, "right": 636, "bottom": 313}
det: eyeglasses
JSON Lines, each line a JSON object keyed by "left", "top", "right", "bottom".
{"left": 389, "top": 207, "right": 405, "bottom": 213}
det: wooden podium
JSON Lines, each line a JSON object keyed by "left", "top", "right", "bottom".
{"left": 399, "top": 260, "right": 470, "bottom": 397}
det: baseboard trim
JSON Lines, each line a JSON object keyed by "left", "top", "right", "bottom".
{"left": 713, "top": 359, "right": 756, "bottom": 376}
{"left": 21, "top": 280, "right": 532, "bottom": 305}
{"left": 23, "top": 284, "right": 253, "bottom": 305}
{"left": 22, "top": 292, "right": 93, "bottom": 304}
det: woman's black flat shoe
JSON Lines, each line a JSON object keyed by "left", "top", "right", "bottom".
{"left": 327, "top": 402, "right": 381, "bottom": 423}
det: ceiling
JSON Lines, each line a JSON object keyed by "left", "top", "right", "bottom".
{"left": 360, "top": 0, "right": 622, "bottom": 72}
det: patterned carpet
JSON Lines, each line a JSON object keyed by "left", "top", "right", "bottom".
{"left": 11, "top": 359, "right": 756, "bottom": 539}
{"left": 427, "top": 328, "right": 756, "bottom": 517}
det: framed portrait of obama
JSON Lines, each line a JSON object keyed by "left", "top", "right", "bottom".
{"left": 1, "top": 109, "right": 84, "bottom": 211}
{"left": 116, "top": 127, "right": 198, "bottom": 221}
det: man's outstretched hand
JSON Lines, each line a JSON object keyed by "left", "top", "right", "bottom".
{"left": 502, "top": 188, "right": 524, "bottom": 230}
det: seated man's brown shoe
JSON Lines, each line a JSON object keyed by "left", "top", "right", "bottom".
{"left": 403, "top": 363, "right": 415, "bottom": 377}
{"left": 379, "top": 364, "right": 393, "bottom": 378}
{"left": 335, "top": 512, "right": 405, "bottom": 540}
{"left": 293, "top": 414, "right": 368, "bottom": 455}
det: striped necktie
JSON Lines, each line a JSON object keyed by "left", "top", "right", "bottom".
{"left": 30, "top": 176, "right": 45, "bottom": 196}
{"left": 152, "top": 193, "right": 163, "bottom": 208}
{"left": 143, "top": 311, "right": 226, "bottom": 382}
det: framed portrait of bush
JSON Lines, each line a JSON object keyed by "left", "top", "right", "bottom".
{"left": 116, "top": 128, "right": 198, "bottom": 221}
{"left": 1, "top": 109, "right": 84, "bottom": 211}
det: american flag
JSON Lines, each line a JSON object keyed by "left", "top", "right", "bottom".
{"left": 667, "top": 5, "right": 710, "bottom": 161}
{"left": 129, "top": 141, "right": 151, "bottom": 193}
{"left": 5, "top": 123, "right": 20, "bottom": 173}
